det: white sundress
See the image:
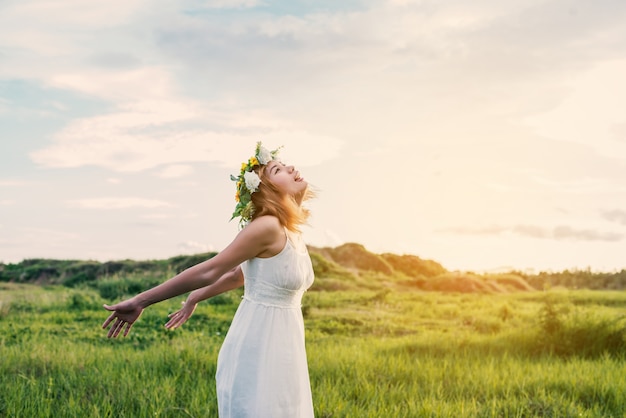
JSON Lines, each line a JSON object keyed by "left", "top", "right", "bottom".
{"left": 216, "top": 231, "right": 315, "bottom": 417}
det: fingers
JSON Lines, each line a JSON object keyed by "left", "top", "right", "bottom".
{"left": 123, "top": 322, "right": 133, "bottom": 337}
{"left": 167, "top": 309, "right": 181, "bottom": 318}
{"left": 102, "top": 311, "right": 116, "bottom": 329}
{"left": 165, "top": 311, "right": 188, "bottom": 329}
{"left": 106, "top": 317, "right": 128, "bottom": 338}
{"left": 112, "top": 319, "right": 125, "bottom": 338}
{"left": 165, "top": 314, "right": 180, "bottom": 329}
{"left": 107, "top": 318, "right": 120, "bottom": 338}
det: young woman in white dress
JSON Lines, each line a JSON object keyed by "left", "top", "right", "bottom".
{"left": 102, "top": 143, "right": 316, "bottom": 417}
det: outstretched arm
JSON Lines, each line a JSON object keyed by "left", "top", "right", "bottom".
{"left": 102, "top": 215, "right": 283, "bottom": 338}
{"left": 164, "top": 266, "right": 244, "bottom": 330}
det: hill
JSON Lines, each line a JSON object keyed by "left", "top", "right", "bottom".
{"left": 1, "top": 243, "right": 625, "bottom": 292}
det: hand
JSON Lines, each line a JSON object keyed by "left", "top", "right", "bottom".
{"left": 164, "top": 300, "right": 198, "bottom": 330}
{"left": 102, "top": 298, "right": 144, "bottom": 338}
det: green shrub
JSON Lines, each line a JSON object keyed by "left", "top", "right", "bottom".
{"left": 536, "top": 293, "right": 626, "bottom": 357}
{"left": 67, "top": 291, "right": 101, "bottom": 311}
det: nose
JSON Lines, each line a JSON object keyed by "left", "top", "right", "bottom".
{"left": 287, "top": 165, "right": 295, "bottom": 173}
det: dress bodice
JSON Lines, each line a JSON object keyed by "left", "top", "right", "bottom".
{"left": 241, "top": 232, "right": 314, "bottom": 308}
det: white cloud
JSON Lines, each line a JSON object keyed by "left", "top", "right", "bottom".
{"left": 30, "top": 96, "right": 344, "bottom": 171}
{"left": 157, "top": 164, "right": 194, "bottom": 179}
{"left": 19, "top": 227, "right": 81, "bottom": 242}
{"left": 67, "top": 197, "right": 174, "bottom": 209}
{"left": 602, "top": 209, "right": 626, "bottom": 226}
{"left": 0, "top": 0, "right": 150, "bottom": 58}
{"left": 177, "top": 240, "right": 215, "bottom": 253}
{"left": 141, "top": 213, "right": 173, "bottom": 220}
{"left": 4, "top": 0, "right": 148, "bottom": 26}
{"left": 203, "top": 0, "right": 262, "bottom": 9}
{"left": 0, "top": 180, "right": 33, "bottom": 187}
{"left": 529, "top": 175, "right": 626, "bottom": 194}
{"left": 525, "top": 59, "right": 626, "bottom": 160}
{"left": 442, "top": 224, "right": 624, "bottom": 242}
{"left": 49, "top": 67, "right": 179, "bottom": 102}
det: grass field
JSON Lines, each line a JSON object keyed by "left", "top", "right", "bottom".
{"left": 1, "top": 281, "right": 625, "bottom": 417}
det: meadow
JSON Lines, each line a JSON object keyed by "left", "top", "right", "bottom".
{"left": 1, "top": 278, "right": 625, "bottom": 418}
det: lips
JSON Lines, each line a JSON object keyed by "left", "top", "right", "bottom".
{"left": 295, "top": 171, "right": 303, "bottom": 182}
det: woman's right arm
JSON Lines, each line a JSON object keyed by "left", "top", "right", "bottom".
{"left": 102, "top": 215, "right": 283, "bottom": 338}
{"left": 164, "top": 266, "right": 244, "bottom": 329}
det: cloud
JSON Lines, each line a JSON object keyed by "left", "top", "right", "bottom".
{"left": 67, "top": 197, "right": 174, "bottom": 209}
{"left": 551, "top": 225, "right": 622, "bottom": 242}
{"left": 157, "top": 164, "right": 194, "bottom": 179}
{"left": 524, "top": 59, "right": 626, "bottom": 161}
{"left": 30, "top": 92, "right": 344, "bottom": 172}
{"left": 0, "top": 179, "right": 34, "bottom": 187}
{"left": 177, "top": 240, "right": 215, "bottom": 253}
{"left": 529, "top": 175, "right": 626, "bottom": 194}
{"left": 442, "top": 224, "right": 623, "bottom": 242}
{"left": 602, "top": 209, "right": 626, "bottom": 226}
{"left": 19, "top": 227, "right": 81, "bottom": 242}
{"left": 200, "top": 0, "right": 262, "bottom": 9}
{"left": 0, "top": 0, "right": 150, "bottom": 59}
{"left": 141, "top": 213, "right": 173, "bottom": 220}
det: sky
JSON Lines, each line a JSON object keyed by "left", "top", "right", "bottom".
{"left": 1, "top": 0, "right": 626, "bottom": 273}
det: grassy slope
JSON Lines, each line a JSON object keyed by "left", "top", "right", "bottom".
{"left": 1, "top": 281, "right": 625, "bottom": 417}
{"left": 2, "top": 242, "right": 625, "bottom": 292}
{"left": 1, "top": 244, "right": 625, "bottom": 416}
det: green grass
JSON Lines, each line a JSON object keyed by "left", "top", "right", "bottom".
{"left": 1, "top": 282, "right": 625, "bottom": 417}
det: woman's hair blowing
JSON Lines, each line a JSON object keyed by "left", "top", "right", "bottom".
{"left": 249, "top": 165, "right": 314, "bottom": 232}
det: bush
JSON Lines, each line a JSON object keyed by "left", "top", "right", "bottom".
{"left": 536, "top": 293, "right": 626, "bottom": 357}
{"left": 67, "top": 291, "right": 101, "bottom": 311}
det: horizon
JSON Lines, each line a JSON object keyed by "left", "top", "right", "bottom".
{"left": 2, "top": 240, "right": 623, "bottom": 276}
{"left": 1, "top": 1, "right": 626, "bottom": 273}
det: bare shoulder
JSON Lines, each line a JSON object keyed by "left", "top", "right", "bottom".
{"left": 246, "top": 215, "right": 286, "bottom": 257}
{"left": 247, "top": 215, "right": 283, "bottom": 235}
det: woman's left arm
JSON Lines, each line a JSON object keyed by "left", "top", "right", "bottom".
{"left": 164, "top": 266, "right": 244, "bottom": 330}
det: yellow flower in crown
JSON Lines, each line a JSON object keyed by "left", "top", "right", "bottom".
{"left": 230, "top": 142, "right": 282, "bottom": 227}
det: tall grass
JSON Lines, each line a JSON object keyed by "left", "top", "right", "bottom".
{"left": 1, "top": 283, "right": 624, "bottom": 417}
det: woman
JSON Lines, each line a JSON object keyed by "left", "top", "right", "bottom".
{"left": 102, "top": 142, "right": 316, "bottom": 417}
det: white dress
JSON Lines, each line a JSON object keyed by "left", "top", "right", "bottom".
{"left": 216, "top": 231, "right": 315, "bottom": 417}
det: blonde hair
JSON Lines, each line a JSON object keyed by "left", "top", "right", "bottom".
{"left": 250, "top": 165, "right": 314, "bottom": 232}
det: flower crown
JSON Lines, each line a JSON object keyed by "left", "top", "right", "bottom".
{"left": 230, "top": 142, "right": 282, "bottom": 227}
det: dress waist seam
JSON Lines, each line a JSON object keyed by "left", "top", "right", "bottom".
{"left": 242, "top": 296, "right": 302, "bottom": 309}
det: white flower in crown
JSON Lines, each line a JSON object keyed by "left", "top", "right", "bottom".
{"left": 243, "top": 170, "right": 261, "bottom": 193}
{"left": 257, "top": 145, "right": 273, "bottom": 165}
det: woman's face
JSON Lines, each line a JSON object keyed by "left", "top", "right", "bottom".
{"left": 265, "top": 160, "right": 308, "bottom": 197}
